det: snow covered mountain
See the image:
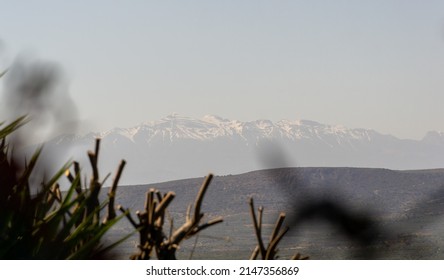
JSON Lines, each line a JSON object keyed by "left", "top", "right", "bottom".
{"left": 93, "top": 113, "right": 379, "bottom": 144}
{"left": 42, "top": 114, "right": 444, "bottom": 185}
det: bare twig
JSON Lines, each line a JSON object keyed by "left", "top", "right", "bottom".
{"left": 249, "top": 198, "right": 266, "bottom": 259}
{"left": 105, "top": 160, "right": 126, "bottom": 223}
{"left": 249, "top": 198, "right": 307, "bottom": 260}
{"left": 127, "top": 173, "right": 223, "bottom": 259}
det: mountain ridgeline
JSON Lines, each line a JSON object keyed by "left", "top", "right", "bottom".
{"left": 44, "top": 114, "right": 444, "bottom": 185}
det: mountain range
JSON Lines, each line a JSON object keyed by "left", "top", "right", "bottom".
{"left": 40, "top": 114, "right": 444, "bottom": 185}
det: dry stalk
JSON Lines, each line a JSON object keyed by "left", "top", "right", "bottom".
{"left": 249, "top": 197, "right": 308, "bottom": 260}
{"left": 125, "top": 173, "right": 223, "bottom": 260}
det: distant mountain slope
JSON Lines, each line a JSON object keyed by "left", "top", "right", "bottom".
{"left": 110, "top": 167, "right": 444, "bottom": 259}
{"left": 116, "top": 167, "right": 444, "bottom": 219}
{"left": 42, "top": 114, "right": 444, "bottom": 185}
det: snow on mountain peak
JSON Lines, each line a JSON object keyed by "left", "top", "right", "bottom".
{"left": 43, "top": 114, "right": 444, "bottom": 185}
{"left": 78, "top": 114, "right": 388, "bottom": 146}
{"left": 202, "top": 114, "right": 229, "bottom": 124}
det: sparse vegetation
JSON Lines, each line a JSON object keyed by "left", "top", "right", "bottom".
{"left": 0, "top": 119, "right": 128, "bottom": 259}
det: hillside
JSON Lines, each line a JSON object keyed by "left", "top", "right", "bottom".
{"left": 107, "top": 167, "right": 444, "bottom": 259}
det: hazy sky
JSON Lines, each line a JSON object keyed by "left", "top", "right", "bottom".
{"left": 1, "top": 1, "right": 444, "bottom": 140}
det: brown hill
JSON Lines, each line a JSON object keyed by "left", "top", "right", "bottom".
{"left": 108, "top": 167, "right": 444, "bottom": 259}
